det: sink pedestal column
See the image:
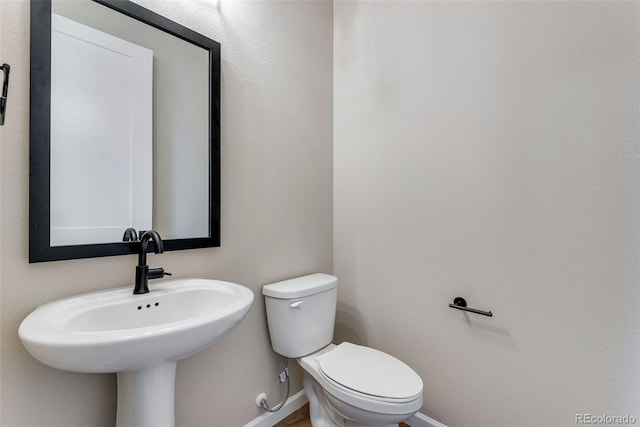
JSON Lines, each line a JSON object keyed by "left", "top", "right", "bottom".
{"left": 116, "top": 362, "right": 177, "bottom": 427}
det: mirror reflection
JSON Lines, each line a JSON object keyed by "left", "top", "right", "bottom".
{"left": 51, "top": 0, "right": 210, "bottom": 245}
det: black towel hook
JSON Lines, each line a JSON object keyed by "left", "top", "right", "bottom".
{"left": 0, "top": 63, "right": 10, "bottom": 126}
{"left": 449, "top": 297, "right": 493, "bottom": 317}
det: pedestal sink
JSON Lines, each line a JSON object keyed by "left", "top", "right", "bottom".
{"left": 18, "top": 278, "right": 254, "bottom": 427}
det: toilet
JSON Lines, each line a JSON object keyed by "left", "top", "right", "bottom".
{"left": 263, "top": 273, "right": 423, "bottom": 427}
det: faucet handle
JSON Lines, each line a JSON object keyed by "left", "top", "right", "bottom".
{"left": 147, "top": 268, "right": 172, "bottom": 280}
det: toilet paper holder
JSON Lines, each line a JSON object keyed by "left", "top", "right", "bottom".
{"left": 449, "top": 297, "right": 493, "bottom": 317}
{"left": 0, "top": 63, "right": 10, "bottom": 126}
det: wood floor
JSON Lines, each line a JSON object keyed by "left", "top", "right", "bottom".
{"left": 274, "top": 404, "right": 312, "bottom": 427}
{"left": 274, "top": 404, "right": 411, "bottom": 427}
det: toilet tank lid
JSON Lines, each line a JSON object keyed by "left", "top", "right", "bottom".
{"left": 263, "top": 273, "right": 337, "bottom": 299}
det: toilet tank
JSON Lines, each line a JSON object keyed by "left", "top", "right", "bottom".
{"left": 263, "top": 273, "right": 337, "bottom": 358}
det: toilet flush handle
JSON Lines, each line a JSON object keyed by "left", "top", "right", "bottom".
{"left": 289, "top": 301, "right": 304, "bottom": 309}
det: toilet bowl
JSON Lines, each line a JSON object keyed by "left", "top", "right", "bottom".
{"left": 300, "top": 343, "right": 423, "bottom": 427}
{"left": 263, "top": 274, "right": 423, "bottom": 427}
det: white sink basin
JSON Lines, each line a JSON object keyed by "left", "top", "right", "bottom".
{"left": 19, "top": 278, "right": 254, "bottom": 426}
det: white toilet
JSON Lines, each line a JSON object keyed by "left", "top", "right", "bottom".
{"left": 263, "top": 273, "right": 423, "bottom": 427}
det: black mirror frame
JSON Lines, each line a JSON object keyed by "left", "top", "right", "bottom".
{"left": 29, "top": 0, "right": 221, "bottom": 262}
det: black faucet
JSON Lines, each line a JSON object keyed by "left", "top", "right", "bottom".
{"left": 133, "top": 230, "right": 171, "bottom": 294}
{"left": 122, "top": 227, "right": 138, "bottom": 242}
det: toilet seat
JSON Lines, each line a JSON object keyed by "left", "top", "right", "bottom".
{"left": 317, "top": 342, "right": 423, "bottom": 402}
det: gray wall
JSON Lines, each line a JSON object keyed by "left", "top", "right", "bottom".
{"left": 0, "top": 0, "right": 333, "bottom": 425}
{"left": 334, "top": 1, "right": 639, "bottom": 425}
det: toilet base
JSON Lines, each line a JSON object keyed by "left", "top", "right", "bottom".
{"left": 327, "top": 391, "right": 404, "bottom": 427}
{"left": 304, "top": 372, "right": 345, "bottom": 427}
{"left": 346, "top": 423, "right": 397, "bottom": 427}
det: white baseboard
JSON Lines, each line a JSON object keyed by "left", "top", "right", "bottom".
{"left": 407, "top": 411, "right": 448, "bottom": 427}
{"left": 242, "top": 389, "right": 446, "bottom": 427}
{"left": 243, "top": 390, "right": 309, "bottom": 427}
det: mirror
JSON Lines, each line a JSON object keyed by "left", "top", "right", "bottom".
{"left": 30, "top": 0, "right": 220, "bottom": 262}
